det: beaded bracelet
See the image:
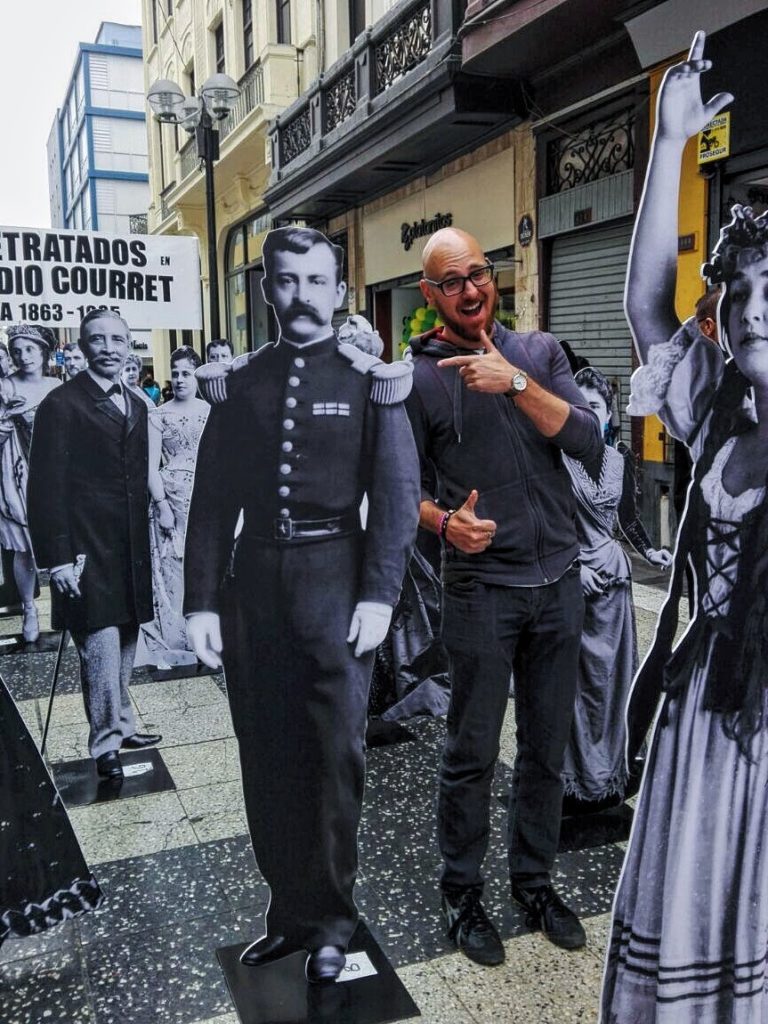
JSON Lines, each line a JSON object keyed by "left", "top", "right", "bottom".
{"left": 439, "top": 508, "right": 457, "bottom": 540}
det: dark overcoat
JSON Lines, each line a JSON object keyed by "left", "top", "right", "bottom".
{"left": 27, "top": 372, "right": 152, "bottom": 633}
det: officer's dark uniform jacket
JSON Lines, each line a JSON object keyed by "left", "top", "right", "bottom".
{"left": 406, "top": 321, "right": 603, "bottom": 586}
{"left": 184, "top": 334, "right": 418, "bottom": 613}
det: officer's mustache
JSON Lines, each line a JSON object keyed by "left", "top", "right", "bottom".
{"left": 285, "top": 302, "right": 324, "bottom": 323}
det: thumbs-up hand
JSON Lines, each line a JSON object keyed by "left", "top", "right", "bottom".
{"left": 437, "top": 330, "right": 516, "bottom": 394}
{"left": 445, "top": 489, "right": 497, "bottom": 554}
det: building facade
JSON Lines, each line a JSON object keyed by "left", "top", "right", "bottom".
{"left": 142, "top": 0, "right": 321, "bottom": 380}
{"left": 48, "top": 21, "right": 151, "bottom": 356}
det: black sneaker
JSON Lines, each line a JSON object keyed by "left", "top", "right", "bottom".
{"left": 511, "top": 883, "right": 586, "bottom": 950}
{"left": 441, "top": 887, "right": 505, "bottom": 966}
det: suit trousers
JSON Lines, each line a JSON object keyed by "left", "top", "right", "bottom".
{"left": 221, "top": 532, "right": 373, "bottom": 950}
{"left": 72, "top": 623, "right": 139, "bottom": 759}
{"left": 439, "top": 565, "right": 583, "bottom": 890}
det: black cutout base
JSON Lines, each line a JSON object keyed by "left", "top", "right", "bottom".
{"left": 150, "top": 662, "right": 223, "bottom": 682}
{"left": 51, "top": 747, "right": 175, "bottom": 807}
{"left": 217, "top": 920, "right": 420, "bottom": 1024}
{"left": 0, "top": 631, "right": 64, "bottom": 655}
{"left": 497, "top": 792, "right": 633, "bottom": 853}
{"left": 365, "top": 719, "right": 416, "bottom": 749}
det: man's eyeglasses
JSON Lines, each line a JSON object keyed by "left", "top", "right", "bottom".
{"left": 422, "top": 263, "right": 495, "bottom": 297}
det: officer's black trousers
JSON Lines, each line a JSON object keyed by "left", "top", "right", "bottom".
{"left": 221, "top": 532, "right": 372, "bottom": 950}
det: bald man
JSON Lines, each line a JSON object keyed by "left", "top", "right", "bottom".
{"left": 405, "top": 228, "right": 603, "bottom": 963}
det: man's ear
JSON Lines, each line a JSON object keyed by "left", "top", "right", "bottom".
{"left": 261, "top": 275, "right": 272, "bottom": 307}
{"left": 334, "top": 280, "right": 348, "bottom": 309}
{"left": 418, "top": 278, "right": 431, "bottom": 304}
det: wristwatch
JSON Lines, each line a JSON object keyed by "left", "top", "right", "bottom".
{"left": 507, "top": 369, "right": 528, "bottom": 399}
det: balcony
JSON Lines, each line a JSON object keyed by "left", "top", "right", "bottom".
{"left": 174, "top": 61, "right": 266, "bottom": 188}
{"left": 265, "top": 0, "right": 526, "bottom": 221}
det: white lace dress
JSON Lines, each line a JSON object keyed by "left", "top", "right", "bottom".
{"left": 601, "top": 320, "right": 768, "bottom": 1023}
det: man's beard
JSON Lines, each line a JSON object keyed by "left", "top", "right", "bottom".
{"left": 437, "top": 305, "right": 493, "bottom": 345}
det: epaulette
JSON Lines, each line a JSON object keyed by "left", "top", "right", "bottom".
{"left": 195, "top": 350, "right": 263, "bottom": 404}
{"left": 369, "top": 360, "right": 413, "bottom": 405}
{"left": 337, "top": 342, "right": 413, "bottom": 403}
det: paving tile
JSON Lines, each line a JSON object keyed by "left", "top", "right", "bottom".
{"left": 2, "top": 648, "right": 82, "bottom": 702}
{"left": 68, "top": 790, "right": 198, "bottom": 865}
{"left": 139, "top": 703, "right": 234, "bottom": 748}
{"left": 197, "top": 835, "right": 270, "bottom": 911}
{"left": 0, "top": 946, "right": 93, "bottom": 1024}
{"left": 187, "top": 1015, "right": 240, "bottom": 1024}
{"left": 129, "top": 676, "right": 227, "bottom": 716}
{"left": 0, "top": 917, "right": 78, "bottom": 966}
{"left": 162, "top": 737, "right": 242, "bottom": 791}
{"left": 396, "top": 958, "right": 482, "bottom": 1023}
{"left": 84, "top": 911, "right": 241, "bottom": 1024}
{"left": 436, "top": 930, "right": 603, "bottom": 1024}
{"left": 178, "top": 781, "right": 249, "bottom": 844}
{"left": 77, "top": 844, "right": 231, "bottom": 944}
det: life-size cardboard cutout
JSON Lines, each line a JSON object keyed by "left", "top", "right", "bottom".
{"left": 601, "top": 31, "right": 768, "bottom": 1021}
{"left": 0, "top": 674, "right": 102, "bottom": 946}
{"left": 0, "top": 325, "right": 60, "bottom": 644}
{"left": 27, "top": 310, "right": 161, "bottom": 782}
{"left": 183, "top": 227, "right": 421, "bottom": 983}
{"left": 560, "top": 367, "right": 670, "bottom": 815}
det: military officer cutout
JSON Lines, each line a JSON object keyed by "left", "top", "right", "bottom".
{"left": 184, "top": 227, "right": 420, "bottom": 983}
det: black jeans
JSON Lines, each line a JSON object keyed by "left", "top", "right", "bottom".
{"left": 439, "top": 565, "right": 583, "bottom": 890}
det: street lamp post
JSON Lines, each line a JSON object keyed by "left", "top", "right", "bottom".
{"left": 147, "top": 74, "right": 240, "bottom": 342}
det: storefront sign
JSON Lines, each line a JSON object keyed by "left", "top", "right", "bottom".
{"left": 517, "top": 214, "right": 534, "bottom": 248}
{"left": 401, "top": 212, "right": 453, "bottom": 252}
{"left": 698, "top": 112, "right": 730, "bottom": 164}
{"left": 0, "top": 226, "right": 202, "bottom": 329}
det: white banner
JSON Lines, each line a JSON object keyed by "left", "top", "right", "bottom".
{"left": 0, "top": 226, "right": 202, "bottom": 330}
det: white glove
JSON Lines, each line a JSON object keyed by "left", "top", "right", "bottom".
{"left": 186, "top": 611, "right": 223, "bottom": 669}
{"left": 647, "top": 548, "right": 673, "bottom": 570}
{"left": 346, "top": 601, "right": 392, "bottom": 658}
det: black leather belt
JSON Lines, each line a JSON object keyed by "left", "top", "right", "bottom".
{"left": 247, "top": 511, "right": 360, "bottom": 542}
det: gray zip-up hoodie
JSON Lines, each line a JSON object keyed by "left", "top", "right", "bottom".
{"left": 405, "top": 321, "right": 603, "bottom": 586}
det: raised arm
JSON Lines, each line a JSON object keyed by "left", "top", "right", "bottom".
{"left": 625, "top": 31, "right": 733, "bottom": 363}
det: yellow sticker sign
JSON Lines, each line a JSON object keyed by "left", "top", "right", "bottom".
{"left": 698, "top": 112, "right": 730, "bottom": 164}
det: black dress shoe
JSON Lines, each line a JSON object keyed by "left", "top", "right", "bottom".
{"left": 441, "top": 886, "right": 505, "bottom": 966}
{"left": 121, "top": 733, "right": 162, "bottom": 749}
{"left": 511, "top": 882, "right": 586, "bottom": 950}
{"left": 305, "top": 945, "right": 346, "bottom": 984}
{"left": 96, "top": 751, "right": 123, "bottom": 779}
{"left": 240, "top": 934, "right": 305, "bottom": 967}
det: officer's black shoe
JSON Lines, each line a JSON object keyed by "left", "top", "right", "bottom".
{"left": 95, "top": 751, "right": 123, "bottom": 779}
{"left": 305, "top": 945, "right": 346, "bottom": 984}
{"left": 511, "top": 883, "right": 586, "bottom": 950}
{"left": 441, "top": 886, "right": 505, "bottom": 966}
{"left": 240, "top": 934, "right": 305, "bottom": 967}
{"left": 121, "top": 732, "right": 163, "bottom": 749}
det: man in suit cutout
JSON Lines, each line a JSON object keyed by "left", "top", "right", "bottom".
{"left": 184, "top": 227, "right": 420, "bottom": 983}
{"left": 28, "top": 310, "right": 161, "bottom": 780}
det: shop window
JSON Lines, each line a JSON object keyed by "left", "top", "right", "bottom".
{"left": 243, "top": 0, "right": 254, "bottom": 69}
{"left": 276, "top": 0, "right": 291, "bottom": 44}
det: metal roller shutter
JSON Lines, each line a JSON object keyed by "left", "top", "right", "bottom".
{"left": 548, "top": 218, "right": 634, "bottom": 438}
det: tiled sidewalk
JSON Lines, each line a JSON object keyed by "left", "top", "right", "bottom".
{"left": 0, "top": 583, "right": 677, "bottom": 1024}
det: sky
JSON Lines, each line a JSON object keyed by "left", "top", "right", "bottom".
{"left": 0, "top": 0, "right": 142, "bottom": 229}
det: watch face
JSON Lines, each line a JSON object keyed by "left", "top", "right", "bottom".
{"left": 513, "top": 371, "right": 528, "bottom": 392}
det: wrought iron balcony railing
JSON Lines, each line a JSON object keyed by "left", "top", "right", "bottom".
{"left": 273, "top": 0, "right": 457, "bottom": 172}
